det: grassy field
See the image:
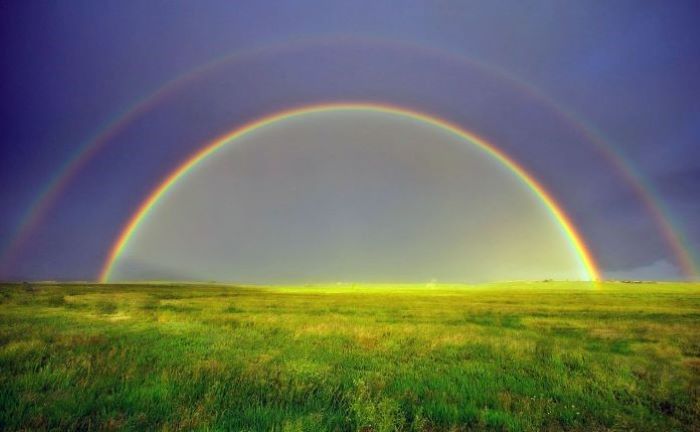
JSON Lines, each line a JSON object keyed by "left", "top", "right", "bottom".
{"left": 0, "top": 282, "right": 699, "bottom": 431}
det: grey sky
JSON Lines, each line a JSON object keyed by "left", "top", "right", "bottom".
{"left": 113, "top": 111, "right": 585, "bottom": 283}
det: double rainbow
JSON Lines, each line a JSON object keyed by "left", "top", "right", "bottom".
{"left": 2, "top": 38, "right": 695, "bottom": 279}
{"left": 99, "top": 103, "right": 600, "bottom": 282}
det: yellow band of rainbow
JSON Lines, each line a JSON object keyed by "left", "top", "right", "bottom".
{"left": 99, "top": 103, "right": 600, "bottom": 282}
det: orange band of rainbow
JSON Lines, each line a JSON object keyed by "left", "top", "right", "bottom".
{"left": 99, "top": 103, "right": 600, "bottom": 282}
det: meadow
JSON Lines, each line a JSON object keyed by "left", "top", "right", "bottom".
{"left": 0, "top": 281, "right": 698, "bottom": 431}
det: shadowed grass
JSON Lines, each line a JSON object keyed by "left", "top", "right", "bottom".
{"left": 0, "top": 282, "right": 698, "bottom": 431}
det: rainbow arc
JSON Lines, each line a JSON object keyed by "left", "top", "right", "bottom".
{"left": 99, "top": 103, "right": 600, "bottom": 282}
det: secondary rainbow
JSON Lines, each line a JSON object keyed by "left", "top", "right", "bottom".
{"left": 4, "top": 38, "right": 694, "bottom": 278}
{"left": 99, "top": 103, "right": 601, "bottom": 282}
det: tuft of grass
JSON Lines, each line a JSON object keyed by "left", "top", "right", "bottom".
{"left": 224, "top": 305, "right": 245, "bottom": 313}
{"left": 95, "top": 300, "right": 118, "bottom": 314}
{"left": 45, "top": 294, "right": 65, "bottom": 307}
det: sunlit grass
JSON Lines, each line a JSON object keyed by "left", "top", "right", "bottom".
{"left": 1, "top": 282, "right": 699, "bottom": 431}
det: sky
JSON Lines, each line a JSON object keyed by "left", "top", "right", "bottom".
{"left": 109, "top": 110, "right": 588, "bottom": 283}
{"left": 0, "top": 1, "right": 698, "bottom": 282}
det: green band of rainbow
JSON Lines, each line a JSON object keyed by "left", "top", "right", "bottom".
{"left": 99, "top": 103, "right": 600, "bottom": 282}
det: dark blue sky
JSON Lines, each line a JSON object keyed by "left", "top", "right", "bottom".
{"left": 1, "top": 1, "right": 698, "bottom": 281}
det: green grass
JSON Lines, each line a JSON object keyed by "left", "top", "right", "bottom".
{"left": 1, "top": 281, "right": 699, "bottom": 431}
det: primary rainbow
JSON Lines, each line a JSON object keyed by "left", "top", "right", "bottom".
{"left": 99, "top": 103, "right": 600, "bottom": 282}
